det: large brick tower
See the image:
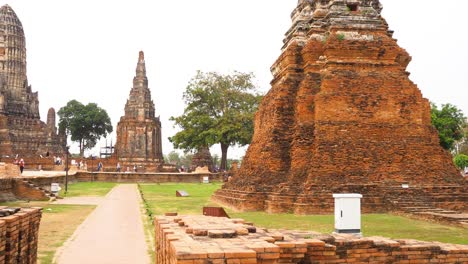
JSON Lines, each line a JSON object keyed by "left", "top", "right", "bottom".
{"left": 114, "top": 51, "right": 164, "bottom": 171}
{"left": 0, "top": 5, "right": 65, "bottom": 157}
{"left": 213, "top": 0, "right": 466, "bottom": 214}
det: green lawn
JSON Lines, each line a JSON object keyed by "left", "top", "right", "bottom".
{"left": 139, "top": 183, "right": 468, "bottom": 245}
{"left": 139, "top": 183, "right": 220, "bottom": 215}
{"left": 59, "top": 182, "right": 117, "bottom": 197}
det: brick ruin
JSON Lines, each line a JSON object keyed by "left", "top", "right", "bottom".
{"left": 155, "top": 215, "right": 468, "bottom": 264}
{"left": 0, "top": 207, "right": 42, "bottom": 264}
{"left": 192, "top": 146, "right": 215, "bottom": 172}
{"left": 212, "top": 0, "right": 467, "bottom": 214}
{"left": 114, "top": 51, "right": 165, "bottom": 172}
{"left": 0, "top": 5, "right": 65, "bottom": 159}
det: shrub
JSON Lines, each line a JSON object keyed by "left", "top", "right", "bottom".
{"left": 453, "top": 154, "right": 468, "bottom": 170}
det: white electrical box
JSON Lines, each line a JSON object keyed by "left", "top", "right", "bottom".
{"left": 333, "top": 193, "right": 362, "bottom": 234}
{"left": 51, "top": 183, "right": 61, "bottom": 195}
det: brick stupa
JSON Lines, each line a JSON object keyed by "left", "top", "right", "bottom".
{"left": 0, "top": 5, "right": 65, "bottom": 158}
{"left": 213, "top": 0, "right": 467, "bottom": 214}
{"left": 114, "top": 51, "right": 164, "bottom": 171}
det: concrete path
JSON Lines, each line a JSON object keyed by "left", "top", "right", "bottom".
{"left": 54, "top": 184, "right": 151, "bottom": 264}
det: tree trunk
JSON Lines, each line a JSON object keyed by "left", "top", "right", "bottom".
{"left": 220, "top": 143, "right": 229, "bottom": 171}
{"left": 79, "top": 139, "right": 84, "bottom": 157}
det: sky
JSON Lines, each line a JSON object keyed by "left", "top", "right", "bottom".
{"left": 1, "top": 0, "right": 467, "bottom": 159}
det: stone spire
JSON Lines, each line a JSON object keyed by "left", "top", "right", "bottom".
{"left": 0, "top": 4, "right": 64, "bottom": 157}
{"left": 134, "top": 51, "right": 148, "bottom": 88}
{"left": 124, "top": 51, "right": 155, "bottom": 121}
{"left": 47, "top": 108, "right": 56, "bottom": 132}
{"left": 0, "top": 4, "right": 39, "bottom": 118}
{"left": 115, "top": 51, "right": 164, "bottom": 171}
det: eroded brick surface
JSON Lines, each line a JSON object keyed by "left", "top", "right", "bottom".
{"left": 213, "top": 0, "right": 467, "bottom": 214}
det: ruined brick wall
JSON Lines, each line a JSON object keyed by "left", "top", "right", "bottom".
{"left": 0, "top": 156, "right": 58, "bottom": 171}
{"left": 0, "top": 163, "right": 19, "bottom": 178}
{"left": 74, "top": 172, "right": 222, "bottom": 183}
{"left": 213, "top": 0, "right": 467, "bottom": 214}
{"left": 12, "top": 180, "right": 49, "bottom": 201}
{"left": 0, "top": 179, "right": 15, "bottom": 202}
{"left": 0, "top": 176, "right": 63, "bottom": 202}
{"left": 192, "top": 147, "right": 214, "bottom": 172}
{"left": 154, "top": 215, "right": 468, "bottom": 264}
{"left": 0, "top": 208, "right": 42, "bottom": 264}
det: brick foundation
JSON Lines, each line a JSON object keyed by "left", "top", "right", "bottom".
{"left": 0, "top": 208, "right": 42, "bottom": 264}
{"left": 74, "top": 172, "right": 222, "bottom": 183}
{"left": 154, "top": 215, "right": 468, "bottom": 264}
{"left": 213, "top": 183, "right": 468, "bottom": 215}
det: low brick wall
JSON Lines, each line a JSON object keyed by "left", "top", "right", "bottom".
{"left": 75, "top": 172, "right": 223, "bottom": 183}
{"left": 0, "top": 179, "right": 15, "bottom": 202}
{"left": 0, "top": 208, "right": 42, "bottom": 264}
{"left": 0, "top": 163, "right": 19, "bottom": 178}
{"left": 154, "top": 215, "right": 468, "bottom": 264}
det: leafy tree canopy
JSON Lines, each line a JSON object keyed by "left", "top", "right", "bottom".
{"left": 453, "top": 154, "right": 468, "bottom": 170}
{"left": 58, "top": 100, "right": 113, "bottom": 156}
{"left": 430, "top": 103, "right": 466, "bottom": 151}
{"left": 169, "top": 71, "right": 262, "bottom": 170}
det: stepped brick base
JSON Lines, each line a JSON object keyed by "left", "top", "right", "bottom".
{"left": 212, "top": 183, "right": 468, "bottom": 216}
{"left": 155, "top": 215, "right": 468, "bottom": 264}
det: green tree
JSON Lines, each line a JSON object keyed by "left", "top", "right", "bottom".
{"left": 180, "top": 153, "right": 193, "bottom": 170}
{"left": 431, "top": 103, "right": 466, "bottom": 151}
{"left": 166, "top": 151, "right": 181, "bottom": 166}
{"left": 212, "top": 154, "right": 220, "bottom": 168}
{"left": 170, "top": 71, "right": 262, "bottom": 170}
{"left": 455, "top": 123, "right": 468, "bottom": 155}
{"left": 58, "top": 100, "right": 113, "bottom": 156}
{"left": 453, "top": 154, "right": 468, "bottom": 170}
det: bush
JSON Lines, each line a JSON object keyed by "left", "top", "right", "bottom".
{"left": 453, "top": 154, "right": 468, "bottom": 170}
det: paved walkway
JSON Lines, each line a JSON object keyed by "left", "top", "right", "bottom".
{"left": 54, "top": 184, "right": 151, "bottom": 264}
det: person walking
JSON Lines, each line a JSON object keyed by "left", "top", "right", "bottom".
{"left": 19, "top": 158, "right": 25, "bottom": 174}
{"left": 97, "top": 161, "right": 103, "bottom": 172}
{"left": 116, "top": 162, "right": 121, "bottom": 172}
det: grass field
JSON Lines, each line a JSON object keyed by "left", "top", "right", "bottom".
{"left": 139, "top": 183, "right": 468, "bottom": 245}
{"left": 59, "top": 182, "right": 117, "bottom": 197}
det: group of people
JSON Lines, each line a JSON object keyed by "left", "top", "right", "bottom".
{"left": 97, "top": 162, "right": 138, "bottom": 173}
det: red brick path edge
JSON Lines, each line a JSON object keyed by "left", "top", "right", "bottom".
{"left": 155, "top": 215, "right": 468, "bottom": 264}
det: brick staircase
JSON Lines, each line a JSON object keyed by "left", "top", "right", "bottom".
{"left": 15, "top": 179, "right": 55, "bottom": 201}
{"left": 386, "top": 186, "right": 468, "bottom": 228}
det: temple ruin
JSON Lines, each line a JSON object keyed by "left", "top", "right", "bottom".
{"left": 114, "top": 51, "right": 164, "bottom": 171}
{"left": 213, "top": 0, "right": 467, "bottom": 214}
{"left": 192, "top": 146, "right": 215, "bottom": 172}
{"left": 0, "top": 5, "right": 65, "bottom": 158}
